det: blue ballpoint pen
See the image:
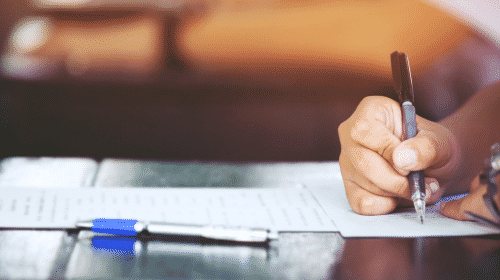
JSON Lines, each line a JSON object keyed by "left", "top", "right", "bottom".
{"left": 75, "top": 218, "right": 279, "bottom": 243}
{"left": 391, "top": 51, "right": 426, "bottom": 224}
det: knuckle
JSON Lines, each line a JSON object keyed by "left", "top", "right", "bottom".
{"left": 361, "top": 95, "right": 397, "bottom": 106}
{"left": 360, "top": 96, "right": 375, "bottom": 106}
{"left": 361, "top": 95, "right": 381, "bottom": 104}
{"left": 338, "top": 121, "right": 347, "bottom": 137}
{"left": 350, "top": 119, "right": 369, "bottom": 142}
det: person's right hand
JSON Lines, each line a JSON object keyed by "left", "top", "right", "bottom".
{"left": 338, "top": 96, "right": 460, "bottom": 215}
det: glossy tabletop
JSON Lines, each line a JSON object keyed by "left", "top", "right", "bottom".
{"left": 1, "top": 159, "right": 499, "bottom": 280}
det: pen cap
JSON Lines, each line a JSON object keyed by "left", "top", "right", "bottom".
{"left": 399, "top": 54, "right": 414, "bottom": 103}
{"left": 390, "top": 51, "right": 414, "bottom": 104}
{"left": 91, "top": 218, "right": 139, "bottom": 236}
{"left": 390, "top": 51, "right": 402, "bottom": 95}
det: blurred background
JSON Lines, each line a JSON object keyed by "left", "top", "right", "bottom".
{"left": 0, "top": 0, "right": 499, "bottom": 161}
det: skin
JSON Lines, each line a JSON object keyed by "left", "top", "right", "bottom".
{"left": 338, "top": 81, "right": 500, "bottom": 221}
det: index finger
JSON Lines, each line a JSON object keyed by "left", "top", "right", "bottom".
{"left": 349, "top": 97, "right": 403, "bottom": 164}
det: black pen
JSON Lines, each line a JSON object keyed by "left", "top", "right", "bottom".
{"left": 391, "top": 51, "right": 426, "bottom": 224}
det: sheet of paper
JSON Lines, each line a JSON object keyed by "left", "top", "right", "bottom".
{"left": 0, "top": 186, "right": 337, "bottom": 232}
{"left": 0, "top": 157, "right": 98, "bottom": 280}
{"left": 308, "top": 180, "right": 500, "bottom": 237}
{"left": 0, "top": 157, "right": 97, "bottom": 188}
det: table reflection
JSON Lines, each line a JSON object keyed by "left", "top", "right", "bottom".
{"left": 66, "top": 231, "right": 272, "bottom": 279}
{"left": 64, "top": 231, "right": 346, "bottom": 280}
{"left": 332, "top": 237, "right": 500, "bottom": 280}
{"left": 0, "top": 230, "right": 66, "bottom": 279}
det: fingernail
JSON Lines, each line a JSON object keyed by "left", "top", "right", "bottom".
{"left": 429, "top": 182, "right": 439, "bottom": 194}
{"left": 395, "top": 148, "right": 417, "bottom": 168}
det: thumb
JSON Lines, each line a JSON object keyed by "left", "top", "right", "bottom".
{"left": 392, "top": 129, "right": 456, "bottom": 175}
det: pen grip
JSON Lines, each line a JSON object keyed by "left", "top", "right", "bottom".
{"left": 401, "top": 102, "right": 425, "bottom": 199}
{"left": 408, "top": 171, "right": 426, "bottom": 200}
{"left": 401, "top": 103, "right": 417, "bottom": 140}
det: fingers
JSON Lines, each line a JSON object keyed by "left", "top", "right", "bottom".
{"left": 340, "top": 151, "right": 404, "bottom": 198}
{"left": 425, "top": 177, "right": 443, "bottom": 204}
{"left": 439, "top": 175, "right": 495, "bottom": 221}
{"left": 392, "top": 123, "right": 458, "bottom": 178}
{"left": 469, "top": 175, "right": 484, "bottom": 193}
{"left": 348, "top": 96, "right": 402, "bottom": 164}
{"left": 344, "top": 179, "right": 399, "bottom": 215}
{"left": 339, "top": 95, "right": 458, "bottom": 216}
{"left": 350, "top": 118, "right": 401, "bottom": 164}
{"left": 341, "top": 147, "right": 443, "bottom": 216}
{"left": 393, "top": 134, "right": 437, "bottom": 175}
{"left": 342, "top": 159, "right": 442, "bottom": 216}
{"left": 439, "top": 190, "right": 487, "bottom": 221}
{"left": 345, "top": 145, "right": 411, "bottom": 198}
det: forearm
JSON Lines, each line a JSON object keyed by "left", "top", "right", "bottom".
{"left": 438, "top": 81, "right": 500, "bottom": 194}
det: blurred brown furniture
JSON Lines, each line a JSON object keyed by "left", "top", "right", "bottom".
{"left": 1, "top": 0, "right": 499, "bottom": 161}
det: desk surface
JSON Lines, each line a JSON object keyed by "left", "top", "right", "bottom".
{"left": 1, "top": 230, "right": 499, "bottom": 279}
{"left": 0, "top": 159, "right": 499, "bottom": 280}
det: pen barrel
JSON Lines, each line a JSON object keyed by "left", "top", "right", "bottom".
{"left": 409, "top": 171, "right": 426, "bottom": 200}
{"left": 202, "top": 226, "right": 270, "bottom": 243}
{"left": 401, "top": 103, "right": 417, "bottom": 140}
{"left": 146, "top": 223, "right": 272, "bottom": 243}
{"left": 401, "top": 102, "right": 425, "bottom": 198}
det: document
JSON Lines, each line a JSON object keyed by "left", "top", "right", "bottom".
{"left": 308, "top": 181, "right": 500, "bottom": 237}
{"left": 0, "top": 157, "right": 98, "bottom": 279}
{"left": 0, "top": 186, "right": 337, "bottom": 232}
{"left": 0, "top": 157, "right": 97, "bottom": 188}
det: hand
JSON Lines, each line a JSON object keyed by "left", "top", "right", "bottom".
{"left": 440, "top": 172, "right": 500, "bottom": 222}
{"left": 338, "top": 96, "right": 460, "bottom": 215}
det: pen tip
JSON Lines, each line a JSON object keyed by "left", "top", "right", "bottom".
{"left": 420, "top": 217, "right": 424, "bottom": 224}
